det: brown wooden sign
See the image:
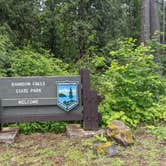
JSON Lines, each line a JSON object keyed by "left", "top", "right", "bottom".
{"left": 0, "top": 69, "right": 101, "bottom": 130}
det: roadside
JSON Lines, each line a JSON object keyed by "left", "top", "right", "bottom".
{"left": 0, "top": 125, "right": 165, "bottom": 166}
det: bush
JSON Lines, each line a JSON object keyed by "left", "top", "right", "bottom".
{"left": 98, "top": 38, "right": 166, "bottom": 127}
{"left": 10, "top": 46, "right": 69, "bottom": 76}
{"left": 145, "top": 124, "right": 166, "bottom": 140}
{"left": 9, "top": 122, "right": 67, "bottom": 135}
{"left": 147, "top": 96, "right": 166, "bottom": 123}
{"left": 149, "top": 37, "right": 166, "bottom": 77}
{"left": 0, "top": 35, "right": 14, "bottom": 76}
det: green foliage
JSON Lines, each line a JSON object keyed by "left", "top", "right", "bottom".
{"left": 0, "top": 0, "right": 40, "bottom": 46}
{"left": 149, "top": 38, "right": 166, "bottom": 77}
{"left": 95, "top": 134, "right": 107, "bottom": 143}
{"left": 147, "top": 96, "right": 166, "bottom": 123}
{"left": 92, "top": 56, "right": 106, "bottom": 68}
{"left": 145, "top": 125, "right": 166, "bottom": 140}
{"left": 9, "top": 122, "right": 67, "bottom": 135}
{"left": 0, "top": 0, "right": 141, "bottom": 62}
{"left": 0, "top": 35, "right": 14, "bottom": 76}
{"left": 98, "top": 38, "right": 166, "bottom": 127}
{"left": 39, "top": 0, "right": 99, "bottom": 61}
{"left": 10, "top": 46, "right": 69, "bottom": 76}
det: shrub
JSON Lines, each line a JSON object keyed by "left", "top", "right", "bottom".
{"left": 99, "top": 38, "right": 166, "bottom": 127}
{"left": 10, "top": 46, "right": 69, "bottom": 76}
{"left": 9, "top": 122, "right": 67, "bottom": 135}
{"left": 0, "top": 35, "right": 14, "bottom": 76}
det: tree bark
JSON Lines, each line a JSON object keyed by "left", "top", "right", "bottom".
{"left": 78, "top": 0, "right": 86, "bottom": 59}
{"left": 150, "top": 0, "right": 160, "bottom": 41}
{"left": 141, "top": 0, "right": 150, "bottom": 44}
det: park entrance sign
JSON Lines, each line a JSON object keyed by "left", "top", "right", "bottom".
{"left": 0, "top": 69, "right": 101, "bottom": 130}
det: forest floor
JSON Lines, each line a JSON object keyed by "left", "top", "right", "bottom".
{"left": 0, "top": 125, "right": 165, "bottom": 166}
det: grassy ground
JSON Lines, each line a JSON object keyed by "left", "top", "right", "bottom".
{"left": 0, "top": 125, "right": 165, "bottom": 166}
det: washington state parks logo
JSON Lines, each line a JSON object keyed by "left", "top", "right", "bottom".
{"left": 57, "top": 82, "right": 78, "bottom": 111}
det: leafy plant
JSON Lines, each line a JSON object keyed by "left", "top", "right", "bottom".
{"left": 0, "top": 35, "right": 14, "bottom": 76}
{"left": 145, "top": 125, "right": 166, "bottom": 140}
{"left": 95, "top": 134, "right": 107, "bottom": 143}
{"left": 98, "top": 38, "right": 166, "bottom": 127}
{"left": 9, "top": 122, "right": 67, "bottom": 134}
{"left": 10, "top": 46, "right": 69, "bottom": 76}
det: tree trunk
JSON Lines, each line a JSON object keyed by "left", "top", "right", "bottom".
{"left": 150, "top": 0, "right": 160, "bottom": 41}
{"left": 162, "top": 0, "right": 166, "bottom": 43}
{"left": 78, "top": 0, "right": 85, "bottom": 60}
{"left": 141, "top": 0, "right": 150, "bottom": 44}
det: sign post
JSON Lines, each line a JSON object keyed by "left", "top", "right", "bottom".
{"left": 0, "top": 70, "right": 101, "bottom": 130}
{"left": 80, "top": 69, "right": 100, "bottom": 130}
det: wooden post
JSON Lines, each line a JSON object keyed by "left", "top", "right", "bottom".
{"left": 90, "top": 90, "right": 99, "bottom": 130}
{"left": 0, "top": 109, "right": 1, "bottom": 131}
{"left": 0, "top": 121, "right": 1, "bottom": 132}
{"left": 80, "top": 69, "right": 101, "bottom": 130}
{"left": 80, "top": 69, "right": 91, "bottom": 130}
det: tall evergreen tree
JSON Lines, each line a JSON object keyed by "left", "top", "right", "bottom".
{"left": 0, "top": 0, "right": 143, "bottom": 62}
{"left": 0, "top": 0, "right": 40, "bottom": 46}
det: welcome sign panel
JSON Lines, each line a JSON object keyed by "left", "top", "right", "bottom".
{"left": 0, "top": 76, "right": 82, "bottom": 123}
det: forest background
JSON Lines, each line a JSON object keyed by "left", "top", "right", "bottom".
{"left": 0, "top": 0, "right": 165, "bottom": 133}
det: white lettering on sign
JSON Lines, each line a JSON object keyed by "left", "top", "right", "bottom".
{"left": 16, "top": 88, "right": 42, "bottom": 94}
{"left": 30, "top": 88, "right": 42, "bottom": 93}
{"left": 11, "top": 81, "right": 46, "bottom": 87}
{"left": 11, "top": 81, "right": 46, "bottom": 94}
{"left": 11, "top": 82, "right": 31, "bottom": 87}
{"left": 32, "top": 81, "right": 46, "bottom": 86}
{"left": 16, "top": 89, "right": 29, "bottom": 94}
{"left": 18, "top": 99, "right": 39, "bottom": 105}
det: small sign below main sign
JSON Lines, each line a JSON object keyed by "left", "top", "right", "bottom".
{"left": 57, "top": 82, "right": 79, "bottom": 112}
